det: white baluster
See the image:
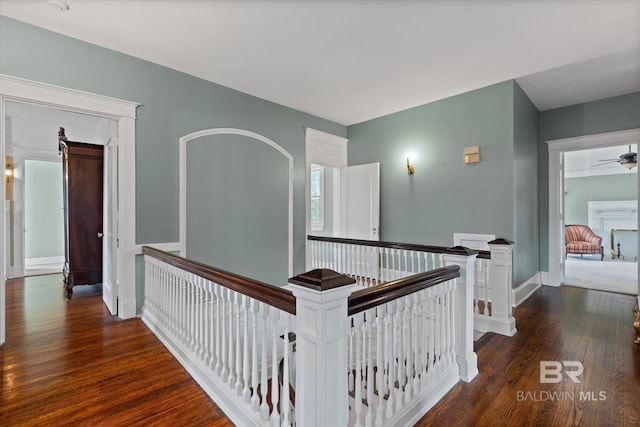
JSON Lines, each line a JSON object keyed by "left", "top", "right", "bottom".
{"left": 234, "top": 292, "right": 242, "bottom": 394}
{"left": 405, "top": 295, "right": 414, "bottom": 401}
{"left": 250, "top": 299, "right": 260, "bottom": 411}
{"left": 385, "top": 300, "right": 396, "bottom": 419}
{"left": 220, "top": 288, "right": 229, "bottom": 382}
{"left": 375, "top": 304, "right": 386, "bottom": 424}
{"left": 427, "top": 287, "right": 435, "bottom": 380}
{"left": 194, "top": 274, "right": 202, "bottom": 357}
{"left": 396, "top": 297, "right": 405, "bottom": 409}
{"left": 403, "top": 250, "right": 409, "bottom": 277}
{"left": 353, "top": 312, "right": 364, "bottom": 427}
{"left": 270, "top": 307, "right": 281, "bottom": 427}
{"left": 227, "top": 290, "right": 236, "bottom": 388}
{"left": 448, "top": 281, "right": 456, "bottom": 367}
{"left": 280, "top": 314, "right": 291, "bottom": 427}
{"left": 214, "top": 283, "right": 222, "bottom": 375}
{"left": 365, "top": 308, "right": 375, "bottom": 427}
{"left": 389, "top": 249, "right": 396, "bottom": 280}
{"left": 348, "top": 326, "right": 354, "bottom": 393}
{"left": 412, "top": 292, "right": 421, "bottom": 396}
{"left": 241, "top": 295, "right": 250, "bottom": 402}
{"left": 259, "top": 303, "right": 270, "bottom": 420}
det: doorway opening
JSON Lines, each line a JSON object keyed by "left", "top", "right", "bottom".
{"left": 547, "top": 128, "right": 640, "bottom": 297}
{"left": 1, "top": 75, "right": 139, "bottom": 347}
{"left": 563, "top": 144, "right": 637, "bottom": 294}
{"left": 4, "top": 101, "right": 118, "bottom": 307}
{"left": 24, "top": 159, "right": 64, "bottom": 276}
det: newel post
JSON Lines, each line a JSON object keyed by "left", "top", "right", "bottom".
{"left": 289, "top": 269, "right": 356, "bottom": 427}
{"left": 444, "top": 247, "right": 479, "bottom": 382}
{"left": 487, "top": 238, "right": 517, "bottom": 336}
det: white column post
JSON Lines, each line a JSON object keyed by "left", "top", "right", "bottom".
{"left": 289, "top": 269, "right": 356, "bottom": 427}
{"left": 444, "top": 247, "right": 479, "bottom": 382}
{"left": 487, "top": 238, "right": 517, "bottom": 337}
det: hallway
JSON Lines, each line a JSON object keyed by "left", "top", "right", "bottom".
{"left": 1, "top": 274, "right": 638, "bottom": 426}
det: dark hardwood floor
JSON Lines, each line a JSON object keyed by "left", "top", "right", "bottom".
{"left": 418, "top": 285, "right": 640, "bottom": 427}
{"left": 1, "top": 275, "right": 638, "bottom": 426}
{"left": 0, "top": 274, "right": 233, "bottom": 426}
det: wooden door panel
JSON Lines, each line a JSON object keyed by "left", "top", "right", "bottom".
{"left": 62, "top": 141, "right": 104, "bottom": 297}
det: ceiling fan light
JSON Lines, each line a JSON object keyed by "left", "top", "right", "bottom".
{"left": 621, "top": 161, "right": 637, "bottom": 169}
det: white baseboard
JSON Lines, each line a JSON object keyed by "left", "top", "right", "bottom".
{"left": 540, "top": 270, "right": 561, "bottom": 287}
{"left": 540, "top": 271, "right": 548, "bottom": 284}
{"left": 512, "top": 272, "right": 542, "bottom": 307}
{"left": 25, "top": 256, "right": 64, "bottom": 269}
{"left": 7, "top": 266, "right": 24, "bottom": 279}
{"left": 120, "top": 298, "right": 138, "bottom": 320}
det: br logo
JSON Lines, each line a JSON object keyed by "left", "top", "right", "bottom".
{"left": 540, "top": 361, "right": 584, "bottom": 384}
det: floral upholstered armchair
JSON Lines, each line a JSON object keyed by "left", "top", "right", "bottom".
{"left": 564, "top": 224, "right": 604, "bottom": 260}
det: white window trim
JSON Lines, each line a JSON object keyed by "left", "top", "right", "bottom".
{"left": 310, "top": 164, "right": 325, "bottom": 231}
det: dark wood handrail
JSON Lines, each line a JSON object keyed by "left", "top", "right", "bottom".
{"left": 142, "top": 246, "right": 296, "bottom": 315}
{"left": 308, "top": 235, "right": 488, "bottom": 258}
{"left": 348, "top": 265, "right": 460, "bottom": 315}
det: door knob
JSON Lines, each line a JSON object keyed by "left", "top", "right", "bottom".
{"left": 98, "top": 232, "right": 104, "bottom": 238}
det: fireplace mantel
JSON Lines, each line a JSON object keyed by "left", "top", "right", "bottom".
{"left": 588, "top": 200, "right": 638, "bottom": 259}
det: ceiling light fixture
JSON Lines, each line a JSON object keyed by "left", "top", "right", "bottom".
{"left": 49, "top": 1, "right": 70, "bottom": 12}
{"left": 621, "top": 160, "right": 637, "bottom": 169}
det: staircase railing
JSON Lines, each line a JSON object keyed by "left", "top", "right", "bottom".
{"left": 142, "top": 246, "right": 296, "bottom": 427}
{"left": 308, "top": 235, "right": 517, "bottom": 337}
{"left": 142, "top": 242, "right": 485, "bottom": 426}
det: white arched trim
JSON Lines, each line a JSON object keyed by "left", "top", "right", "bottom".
{"left": 179, "top": 128, "right": 294, "bottom": 277}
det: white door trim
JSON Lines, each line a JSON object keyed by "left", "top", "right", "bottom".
{"left": 0, "top": 75, "right": 139, "bottom": 345}
{"left": 178, "top": 128, "right": 294, "bottom": 277}
{"left": 547, "top": 128, "right": 640, "bottom": 292}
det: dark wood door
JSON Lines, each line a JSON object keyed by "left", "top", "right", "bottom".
{"left": 62, "top": 141, "right": 104, "bottom": 298}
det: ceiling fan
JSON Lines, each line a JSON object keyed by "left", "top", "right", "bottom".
{"left": 593, "top": 145, "right": 637, "bottom": 169}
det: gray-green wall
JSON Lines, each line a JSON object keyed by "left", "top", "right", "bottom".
{"left": 538, "top": 92, "right": 640, "bottom": 271}
{"left": 348, "top": 81, "right": 515, "bottom": 246}
{"left": 186, "top": 134, "right": 289, "bottom": 285}
{"left": 1, "top": 16, "right": 346, "bottom": 311}
{"left": 347, "top": 80, "right": 540, "bottom": 287}
{"left": 24, "top": 160, "right": 64, "bottom": 259}
{"left": 565, "top": 174, "right": 637, "bottom": 225}
{"left": 512, "top": 83, "right": 540, "bottom": 286}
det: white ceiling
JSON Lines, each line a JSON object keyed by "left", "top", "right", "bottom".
{"left": 565, "top": 144, "right": 638, "bottom": 178}
{"left": 1, "top": 0, "right": 639, "bottom": 125}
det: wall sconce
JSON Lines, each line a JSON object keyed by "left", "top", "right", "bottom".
{"left": 406, "top": 157, "right": 415, "bottom": 175}
{"left": 464, "top": 145, "right": 481, "bottom": 164}
{"left": 5, "top": 163, "right": 13, "bottom": 183}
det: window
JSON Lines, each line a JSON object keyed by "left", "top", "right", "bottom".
{"left": 310, "top": 165, "right": 324, "bottom": 231}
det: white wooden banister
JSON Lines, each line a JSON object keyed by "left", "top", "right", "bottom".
{"left": 288, "top": 269, "right": 357, "bottom": 427}
{"left": 141, "top": 246, "right": 296, "bottom": 427}
{"left": 309, "top": 235, "right": 517, "bottom": 339}
{"left": 143, "top": 239, "right": 508, "bottom": 426}
{"left": 486, "top": 239, "right": 517, "bottom": 336}
{"left": 443, "top": 248, "right": 479, "bottom": 382}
